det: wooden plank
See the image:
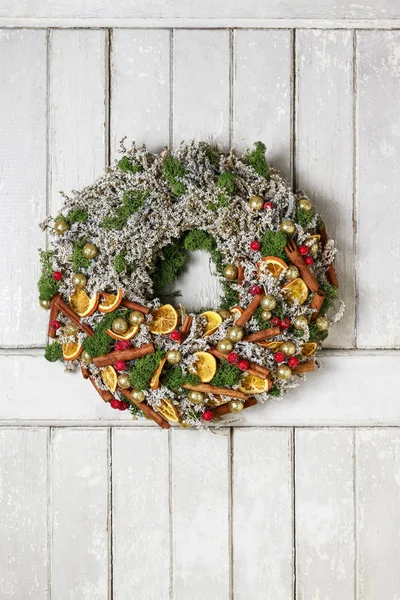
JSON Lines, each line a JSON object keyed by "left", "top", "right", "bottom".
{"left": 110, "top": 29, "right": 170, "bottom": 158}
{"left": 49, "top": 29, "right": 107, "bottom": 214}
{"left": 171, "top": 429, "right": 230, "bottom": 599}
{"left": 0, "top": 428, "right": 48, "bottom": 599}
{"left": 296, "top": 29, "right": 355, "bottom": 348}
{"left": 296, "top": 428, "right": 355, "bottom": 598}
{"left": 233, "top": 29, "right": 292, "bottom": 182}
{"left": 356, "top": 31, "right": 400, "bottom": 348}
{"left": 233, "top": 428, "right": 293, "bottom": 598}
{"left": 51, "top": 428, "right": 109, "bottom": 599}
{"left": 356, "top": 428, "right": 400, "bottom": 599}
{"left": 0, "top": 30, "right": 47, "bottom": 347}
{"left": 112, "top": 429, "right": 170, "bottom": 599}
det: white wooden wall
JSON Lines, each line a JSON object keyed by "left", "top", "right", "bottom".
{"left": 1, "top": 3, "right": 400, "bottom": 597}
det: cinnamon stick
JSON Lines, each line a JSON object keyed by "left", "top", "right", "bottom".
{"left": 319, "top": 226, "right": 328, "bottom": 246}
{"left": 212, "top": 397, "right": 257, "bottom": 418}
{"left": 237, "top": 257, "right": 244, "bottom": 286}
{"left": 48, "top": 298, "right": 60, "bottom": 339}
{"left": 179, "top": 315, "right": 192, "bottom": 343}
{"left": 81, "top": 365, "right": 90, "bottom": 379}
{"left": 243, "top": 326, "right": 281, "bottom": 343}
{"left": 119, "top": 388, "right": 170, "bottom": 429}
{"left": 52, "top": 294, "right": 94, "bottom": 337}
{"left": 100, "top": 292, "right": 150, "bottom": 314}
{"left": 236, "top": 293, "right": 264, "bottom": 327}
{"left": 93, "top": 343, "right": 155, "bottom": 368}
{"left": 183, "top": 383, "right": 247, "bottom": 400}
{"left": 89, "top": 376, "right": 114, "bottom": 403}
{"left": 292, "top": 360, "right": 315, "bottom": 375}
{"left": 310, "top": 289, "right": 326, "bottom": 321}
{"left": 207, "top": 347, "right": 270, "bottom": 380}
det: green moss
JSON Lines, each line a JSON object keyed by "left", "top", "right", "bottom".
{"left": 184, "top": 229, "right": 216, "bottom": 253}
{"left": 117, "top": 156, "right": 142, "bottom": 174}
{"left": 220, "top": 283, "right": 240, "bottom": 311}
{"left": 72, "top": 240, "right": 90, "bottom": 272}
{"left": 268, "top": 386, "right": 281, "bottom": 398}
{"left": 261, "top": 229, "right": 288, "bottom": 261}
{"left": 44, "top": 342, "right": 63, "bottom": 362}
{"left": 319, "top": 282, "right": 338, "bottom": 314}
{"left": 101, "top": 189, "right": 149, "bottom": 230}
{"left": 199, "top": 142, "right": 220, "bottom": 169}
{"left": 82, "top": 309, "right": 128, "bottom": 357}
{"left": 129, "top": 350, "right": 166, "bottom": 391}
{"left": 308, "top": 323, "right": 329, "bottom": 342}
{"left": 161, "top": 366, "right": 200, "bottom": 393}
{"left": 162, "top": 156, "right": 187, "bottom": 196}
{"left": 153, "top": 241, "right": 188, "bottom": 291}
{"left": 37, "top": 250, "right": 59, "bottom": 301}
{"left": 66, "top": 208, "right": 88, "bottom": 224}
{"left": 210, "top": 363, "right": 241, "bottom": 387}
{"left": 217, "top": 171, "right": 236, "bottom": 195}
{"left": 207, "top": 194, "right": 230, "bottom": 212}
{"left": 293, "top": 329, "right": 305, "bottom": 338}
{"left": 253, "top": 305, "right": 271, "bottom": 329}
{"left": 297, "top": 207, "right": 315, "bottom": 228}
{"left": 113, "top": 251, "right": 135, "bottom": 275}
{"left": 244, "top": 141, "right": 269, "bottom": 178}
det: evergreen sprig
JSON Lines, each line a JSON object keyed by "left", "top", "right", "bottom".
{"left": 244, "top": 141, "right": 269, "bottom": 178}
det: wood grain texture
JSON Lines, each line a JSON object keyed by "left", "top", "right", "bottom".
{"left": 356, "top": 31, "right": 400, "bottom": 348}
{"left": 171, "top": 429, "right": 230, "bottom": 599}
{"left": 112, "top": 429, "right": 170, "bottom": 599}
{"left": 110, "top": 29, "right": 170, "bottom": 158}
{"left": 296, "top": 428, "right": 355, "bottom": 598}
{"left": 356, "top": 428, "right": 400, "bottom": 599}
{"left": 0, "top": 30, "right": 47, "bottom": 347}
{"left": 232, "top": 428, "right": 293, "bottom": 598}
{"left": 51, "top": 428, "right": 109, "bottom": 599}
{"left": 296, "top": 29, "right": 355, "bottom": 348}
{"left": 49, "top": 29, "right": 107, "bottom": 214}
{"left": 233, "top": 29, "right": 292, "bottom": 182}
{"left": 0, "top": 428, "right": 48, "bottom": 599}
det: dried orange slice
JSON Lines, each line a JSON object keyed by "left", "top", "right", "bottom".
{"left": 156, "top": 398, "right": 179, "bottom": 422}
{"left": 257, "top": 340, "right": 284, "bottom": 352}
{"left": 62, "top": 341, "right": 82, "bottom": 361}
{"left": 190, "top": 351, "right": 217, "bottom": 383}
{"left": 98, "top": 288, "right": 123, "bottom": 313}
{"left": 150, "top": 357, "right": 167, "bottom": 390}
{"left": 239, "top": 373, "right": 271, "bottom": 395}
{"left": 280, "top": 278, "right": 309, "bottom": 305}
{"left": 229, "top": 306, "right": 244, "bottom": 321}
{"left": 100, "top": 365, "right": 118, "bottom": 393}
{"left": 258, "top": 256, "right": 288, "bottom": 278}
{"left": 149, "top": 304, "right": 178, "bottom": 335}
{"left": 300, "top": 342, "right": 318, "bottom": 357}
{"left": 69, "top": 290, "right": 99, "bottom": 317}
{"left": 105, "top": 323, "right": 139, "bottom": 341}
{"left": 201, "top": 311, "right": 223, "bottom": 336}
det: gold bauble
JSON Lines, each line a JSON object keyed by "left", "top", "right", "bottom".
{"left": 285, "top": 265, "right": 299, "bottom": 281}
{"left": 117, "top": 374, "right": 131, "bottom": 389}
{"left": 129, "top": 311, "right": 145, "bottom": 326}
{"left": 248, "top": 196, "right": 264, "bottom": 211}
{"left": 229, "top": 400, "right": 244, "bottom": 413}
{"left": 281, "top": 341, "right": 296, "bottom": 356}
{"left": 81, "top": 350, "right": 92, "bottom": 364}
{"left": 179, "top": 419, "right": 192, "bottom": 429}
{"left": 64, "top": 322, "right": 79, "bottom": 336}
{"left": 132, "top": 389, "right": 145, "bottom": 402}
{"left": 227, "top": 326, "right": 244, "bottom": 343}
{"left": 188, "top": 390, "right": 204, "bottom": 404}
{"left": 54, "top": 219, "right": 69, "bottom": 235}
{"left": 223, "top": 264, "right": 238, "bottom": 281}
{"left": 310, "top": 242, "right": 319, "bottom": 255}
{"left": 166, "top": 349, "right": 182, "bottom": 364}
{"left": 39, "top": 299, "right": 51, "bottom": 310}
{"left": 82, "top": 243, "right": 98, "bottom": 259}
{"left": 315, "top": 316, "right": 329, "bottom": 331}
{"left": 261, "top": 295, "right": 277, "bottom": 311}
{"left": 276, "top": 365, "right": 292, "bottom": 380}
{"left": 217, "top": 338, "right": 234, "bottom": 354}
{"left": 298, "top": 197, "right": 312, "bottom": 211}
{"left": 218, "top": 309, "right": 231, "bottom": 320}
{"left": 293, "top": 315, "right": 308, "bottom": 330}
{"left": 71, "top": 273, "right": 87, "bottom": 289}
{"left": 261, "top": 310, "right": 272, "bottom": 321}
{"left": 111, "top": 318, "right": 128, "bottom": 334}
{"left": 279, "top": 220, "right": 296, "bottom": 235}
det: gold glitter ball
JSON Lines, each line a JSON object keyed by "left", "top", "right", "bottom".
{"left": 54, "top": 219, "right": 69, "bottom": 235}
{"left": 229, "top": 400, "right": 244, "bottom": 412}
{"left": 227, "top": 326, "right": 244, "bottom": 343}
{"left": 279, "top": 220, "right": 296, "bottom": 235}
{"left": 111, "top": 318, "right": 128, "bottom": 334}
{"left": 276, "top": 365, "right": 292, "bottom": 380}
{"left": 217, "top": 339, "right": 234, "bottom": 354}
{"left": 82, "top": 243, "right": 98, "bottom": 259}
{"left": 248, "top": 196, "right": 264, "bottom": 211}
{"left": 71, "top": 273, "right": 87, "bottom": 289}
{"left": 129, "top": 311, "right": 145, "bottom": 326}
{"left": 223, "top": 264, "right": 238, "bottom": 281}
{"left": 188, "top": 390, "right": 204, "bottom": 404}
{"left": 166, "top": 349, "right": 182, "bottom": 364}
{"left": 117, "top": 374, "right": 131, "bottom": 389}
{"left": 261, "top": 295, "right": 277, "bottom": 311}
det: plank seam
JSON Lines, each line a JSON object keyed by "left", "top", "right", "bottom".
{"left": 290, "top": 28, "right": 297, "bottom": 191}
{"left": 353, "top": 428, "right": 359, "bottom": 599}
{"left": 47, "top": 426, "right": 53, "bottom": 599}
{"left": 105, "top": 29, "right": 112, "bottom": 167}
{"left": 228, "top": 28, "right": 234, "bottom": 149}
{"left": 353, "top": 30, "right": 359, "bottom": 349}
{"left": 168, "top": 429, "right": 174, "bottom": 600}
{"left": 108, "top": 427, "right": 114, "bottom": 600}
{"left": 169, "top": 29, "right": 174, "bottom": 149}
{"left": 292, "top": 427, "right": 297, "bottom": 600}
{"left": 228, "top": 428, "right": 234, "bottom": 599}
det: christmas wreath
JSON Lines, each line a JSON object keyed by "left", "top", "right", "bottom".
{"left": 38, "top": 140, "right": 343, "bottom": 429}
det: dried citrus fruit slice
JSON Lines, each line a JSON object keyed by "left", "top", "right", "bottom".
{"left": 257, "top": 340, "right": 284, "bottom": 352}
{"left": 69, "top": 290, "right": 99, "bottom": 317}
{"left": 280, "top": 278, "right": 309, "bottom": 305}
{"left": 150, "top": 357, "right": 167, "bottom": 390}
{"left": 62, "top": 341, "right": 82, "bottom": 361}
{"left": 98, "top": 288, "right": 123, "bottom": 313}
{"left": 300, "top": 342, "right": 318, "bottom": 357}
{"left": 100, "top": 365, "right": 118, "bottom": 393}
{"left": 190, "top": 351, "right": 217, "bottom": 383}
{"left": 258, "top": 256, "right": 288, "bottom": 278}
{"left": 149, "top": 304, "right": 178, "bottom": 335}
{"left": 229, "top": 306, "right": 244, "bottom": 321}
{"left": 239, "top": 373, "right": 271, "bottom": 395}
{"left": 201, "top": 310, "right": 223, "bottom": 336}
{"left": 156, "top": 398, "right": 179, "bottom": 422}
{"left": 105, "top": 323, "right": 138, "bottom": 341}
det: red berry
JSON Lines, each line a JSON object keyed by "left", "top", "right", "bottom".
{"left": 238, "top": 359, "right": 249, "bottom": 371}
{"left": 274, "top": 352, "right": 286, "bottom": 363}
{"left": 114, "top": 341, "right": 124, "bottom": 351}
{"left": 169, "top": 330, "right": 181, "bottom": 341}
{"left": 250, "top": 285, "right": 262, "bottom": 296}
{"left": 280, "top": 318, "right": 291, "bottom": 329}
{"left": 118, "top": 401, "right": 128, "bottom": 411}
{"left": 288, "top": 357, "right": 299, "bottom": 368}
{"left": 52, "top": 271, "right": 62, "bottom": 281}
{"left": 115, "top": 340, "right": 130, "bottom": 351}
{"left": 50, "top": 320, "right": 61, "bottom": 330}
{"left": 299, "top": 245, "right": 308, "bottom": 256}
{"left": 114, "top": 360, "right": 127, "bottom": 372}
{"left": 202, "top": 410, "right": 213, "bottom": 422}
{"left": 110, "top": 399, "right": 120, "bottom": 409}
{"left": 264, "top": 201, "right": 274, "bottom": 210}
{"left": 227, "top": 352, "right": 239, "bottom": 364}
{"left": 250, "top": 240, "right": 261, "bottom": 251}
{"left": 305, "top": 256, "right": 314, "bottom": 265}
{"left": 271, "top": 317, "right": 281, "bottom": 327}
